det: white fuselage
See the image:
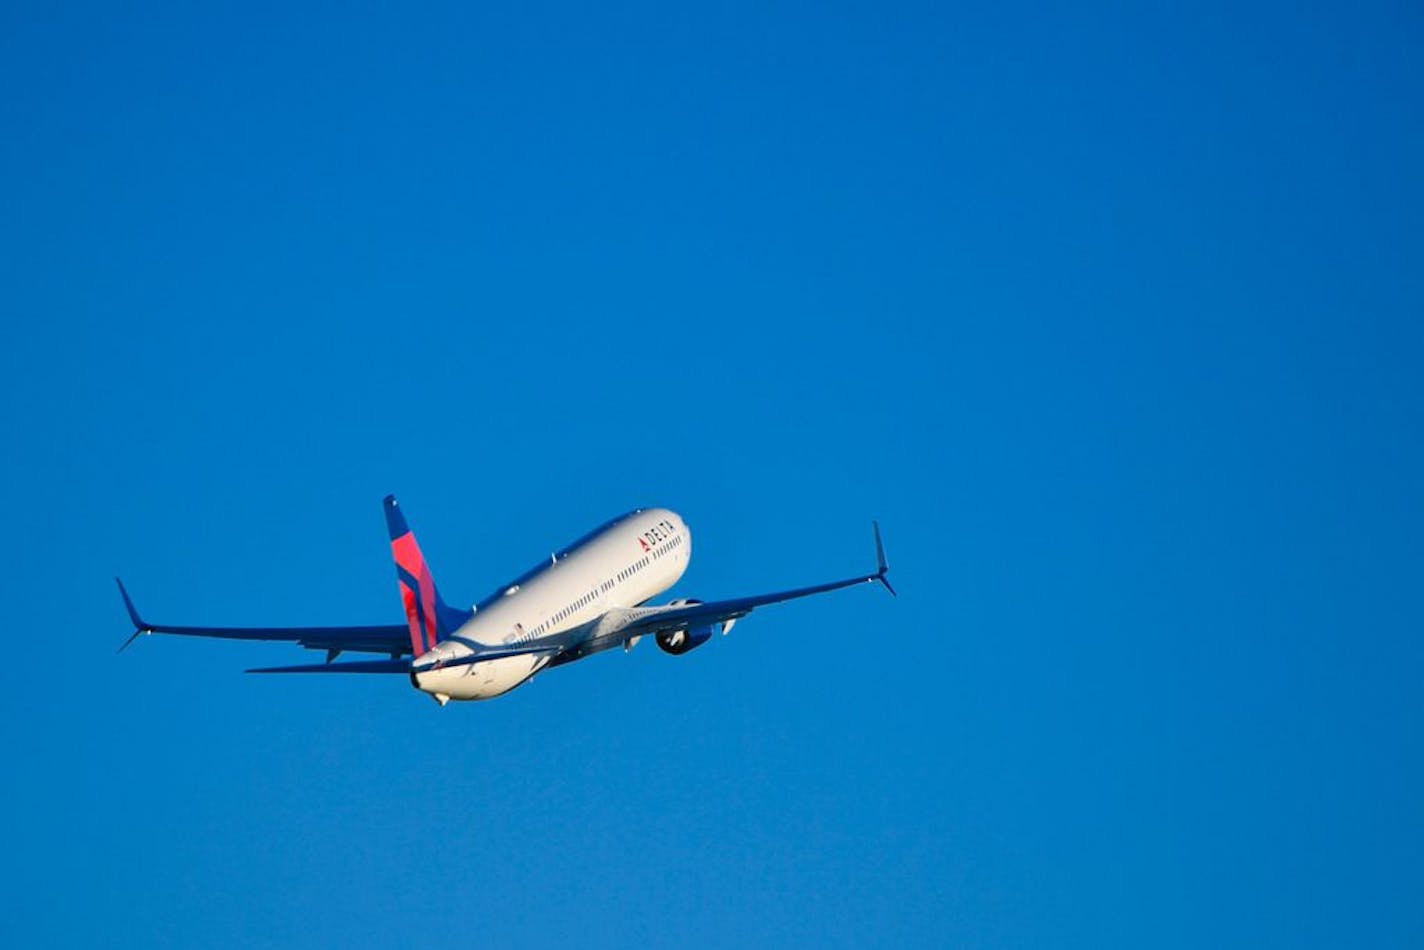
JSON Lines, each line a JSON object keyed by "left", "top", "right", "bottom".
{"left": 411, "top": 508, "right": 690, "bottom": 701}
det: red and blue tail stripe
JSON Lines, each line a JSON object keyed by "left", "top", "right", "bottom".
{"left": 384, "top": 495, "right": 472, "bottom": 656}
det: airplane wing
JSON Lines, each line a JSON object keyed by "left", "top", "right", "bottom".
{"left": 115, "top": 578, "right": 411, "bottom": 657}
{"left": 615, "top": 521, "right": 895, "bottom": 639}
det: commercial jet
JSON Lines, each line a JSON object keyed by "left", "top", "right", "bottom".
{"left": 117, "top": 497, "right": 894, "bottom": 705}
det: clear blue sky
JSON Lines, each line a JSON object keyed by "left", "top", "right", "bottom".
{"left": 2, "top": 2, "right": 1421, "bottom": 946}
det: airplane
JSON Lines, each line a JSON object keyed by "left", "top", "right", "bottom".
{"left": 117, "top": 497, "right": 894, "bottom": 705}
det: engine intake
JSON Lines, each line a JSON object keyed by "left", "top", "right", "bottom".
{"left": 655, "top": 598, "right": 717, "bottom": 656}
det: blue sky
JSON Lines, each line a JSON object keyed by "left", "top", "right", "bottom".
{"left": 2, "top": 2, "right": 1421, "bottom": 946}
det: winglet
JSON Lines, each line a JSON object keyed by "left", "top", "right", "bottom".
{"left": 115, "top": 577, "right": 153, "bottom": 652}
{"left": 871, "top": 521, "right": 896, "bottom": 597}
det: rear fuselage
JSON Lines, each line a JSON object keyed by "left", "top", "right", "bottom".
{"left": 411, "top": 508, "right": 690, "bottom": 701}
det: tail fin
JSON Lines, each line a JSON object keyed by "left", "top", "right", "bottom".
{"left": 384, "top": 495, "right": 472, "bottom": 656}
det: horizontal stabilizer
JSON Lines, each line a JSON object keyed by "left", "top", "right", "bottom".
{"left": 249, "top": 641, "right": 564, "bottom": 674}
{"left": 410, "top": 642, "right": 565, "bottom": 674}
{"left": 247, "top": 659, "right": 413, "bottom": 674}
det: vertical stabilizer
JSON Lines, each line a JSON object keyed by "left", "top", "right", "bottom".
{"left": 384, "top": 495, "right": 472, "bottom": 656}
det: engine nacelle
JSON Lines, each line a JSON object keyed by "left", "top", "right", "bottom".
{"left": 655, "top": 599, "right": 718, "bottom": 656}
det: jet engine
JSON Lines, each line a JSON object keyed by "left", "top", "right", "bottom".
{"left": 655, "top": 598, "right": 719, "bottom": 655}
